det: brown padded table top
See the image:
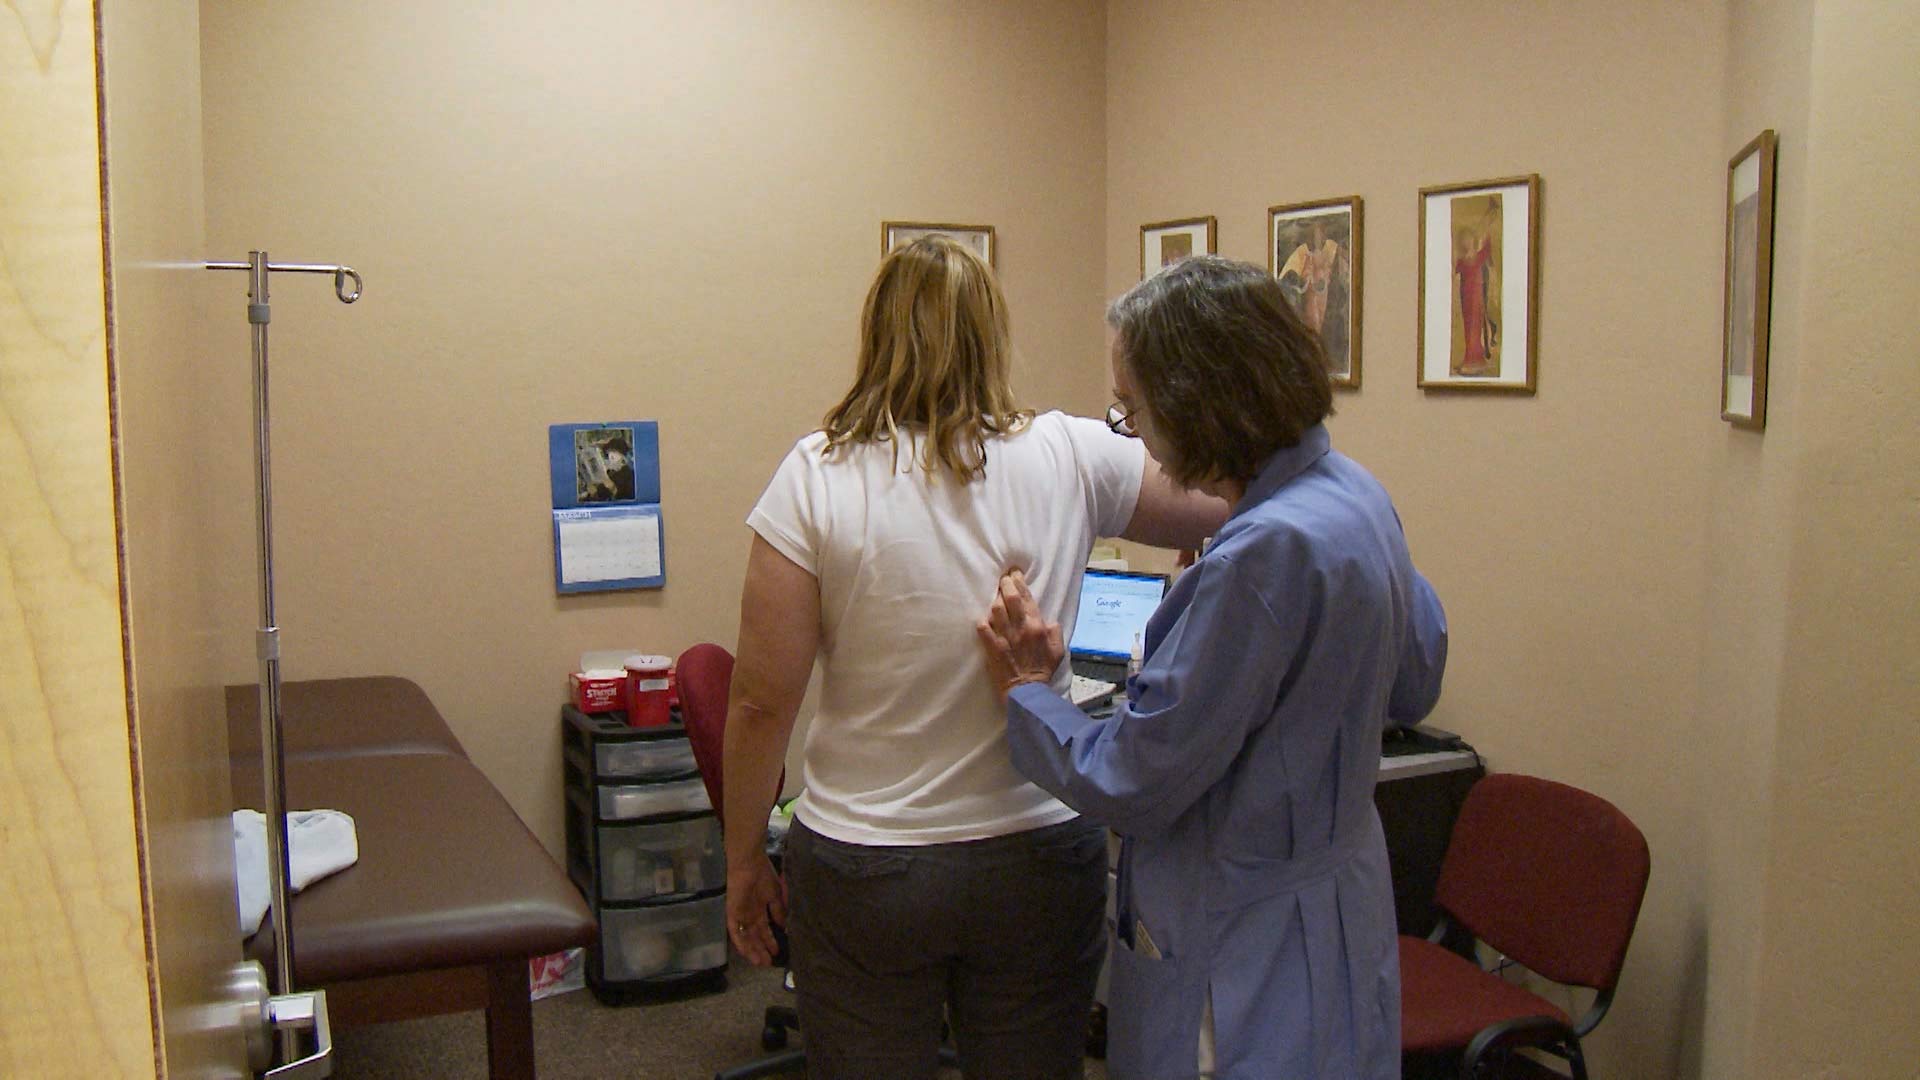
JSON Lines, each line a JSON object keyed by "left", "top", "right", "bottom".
{"left": 236, "top": 753, "right": 596, "bottom": 985}
{"left": 227, "top": 676, "right": 469, "bottom": 762}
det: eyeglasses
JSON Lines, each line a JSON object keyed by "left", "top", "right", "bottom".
{"left": 1105, "top": 402, "right": 1137, "bottom": 437}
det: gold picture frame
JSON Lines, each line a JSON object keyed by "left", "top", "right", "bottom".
{"left": 1139, "top": 216, "right": 1217, "bottom": 280}
{"left": 1271, "top": 196, "right": 1363, "bottom": 389}
{"left": 1721, "top": 131, "right": 1777, "bottom": 429}
{"left": 1417, "top": 175, "right": 1542, "bottom": 393}
{"left": 882, "top": 221, "right": 996, "bottom": 267}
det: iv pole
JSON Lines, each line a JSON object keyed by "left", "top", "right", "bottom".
{"left": 206, "top": 252, "right": 362, "bottom": 1058}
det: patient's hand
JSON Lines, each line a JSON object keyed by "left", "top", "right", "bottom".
{"left": 976, "top": 569, "right": 1064, "bottom": 703}
{"left": 726, "top": 853, "right": 786, "bottom": 967}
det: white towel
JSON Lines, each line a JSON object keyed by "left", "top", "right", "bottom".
{"left": 233, "top": 809, "right": 359, "bottom": 937}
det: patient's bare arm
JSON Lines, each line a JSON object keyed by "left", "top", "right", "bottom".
{"left": 1120, "top": 459, "right": 1228, "bottom": 550}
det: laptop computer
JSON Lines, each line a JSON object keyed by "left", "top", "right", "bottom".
{"left": 1069, "top": 568, "right": 1169, "bottom": 686}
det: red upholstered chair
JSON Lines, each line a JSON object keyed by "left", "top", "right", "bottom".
{"left": 676, "top": 642, "right": 805, "bottom": 1080}
{"left": 1399, "top": 773, "right": 1650, "bottom": 1080}
{"left": 677, "top": 642, "right": 739, "bottom": 817}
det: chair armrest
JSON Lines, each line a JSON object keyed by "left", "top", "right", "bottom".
{"left": 1425, "top": 913, "right": 1480, "bottom": 963}
{"left": 1570, "top": 985, "right": 1615, "bottom": 1038}
{"left": 1462, "top": 1014, "right": 1578, "bottom": 1079}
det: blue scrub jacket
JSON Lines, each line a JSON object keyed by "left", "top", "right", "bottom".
{"left": 1009, "top": 425, "right": 1448, "bottom": 1080}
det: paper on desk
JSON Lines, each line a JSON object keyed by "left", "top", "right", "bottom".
{"left": 557, "top": 507, "right": 661, "bottom": 584}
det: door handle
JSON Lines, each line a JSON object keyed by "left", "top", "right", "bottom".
{"left": 235, "top": 961, "right": 334, "bottom": 1079}
{"left": 263, "top": 988, "right": 331, "bottom": 1079}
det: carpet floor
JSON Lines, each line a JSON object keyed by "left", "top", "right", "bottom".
{"left": 329, "top": 958, "right": 1111, "bottom": 1079}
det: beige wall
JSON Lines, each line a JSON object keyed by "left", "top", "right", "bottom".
{"left": 196, "top": 2, "right": 1110, "bottom": 853}
{"left": 0, "top": 3, "right": 155, "bottom": 1076}
{"left": 1109, "top": 2, "right": 1919, "bottom": 1077}
{"left": 1109, "top": 2, "right": 1726, "bottom": 1073}
{"left": 1745, "top": 1, "right": 1920, "bottom": 1074}
{"left": 1698, "top": 0, "right": 1812, "bottom": 1073}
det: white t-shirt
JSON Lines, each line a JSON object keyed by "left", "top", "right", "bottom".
{"left": 747, "top": 411, "right": 1145, "bottom": 845}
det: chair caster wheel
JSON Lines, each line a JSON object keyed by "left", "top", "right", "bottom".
{"left": 761, "top": 1024, "right": 788, "bottom": 1051}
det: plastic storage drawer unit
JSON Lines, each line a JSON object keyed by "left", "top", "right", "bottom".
{"left": 593, "top": 737, "right": 698, "bottom": 781}
{"left": 595, "top": 776, "right": 711, "bottom": 820}
{"left": 595, "top": 814, "right": 725, "bottom": 903}
{"left": 594, "top": 893, "right": 729, "bottom": 983}
{"left": 562, "top": 703, "right": 728, "bottom": 1003}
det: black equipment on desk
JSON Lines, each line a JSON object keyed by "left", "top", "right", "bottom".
{"left": 1383, "top": 722, "right": 1467, "bottom": 755}
{"left": 1375, "top": 727, "right": 1484, "bottom": 938}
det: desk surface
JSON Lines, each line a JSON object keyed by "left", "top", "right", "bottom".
{"left": 1098, "top": 747, "right": 1479, "bottom": 861}
{"left": 1085, "top": 700, "right": 1478, "bottom": 783}
{"left": 1378, "top": 747, "right": 1479, "bottom": 782}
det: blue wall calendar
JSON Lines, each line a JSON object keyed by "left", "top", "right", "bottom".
{"left": 548, "top": 422, "right": 664, "bottom": 592}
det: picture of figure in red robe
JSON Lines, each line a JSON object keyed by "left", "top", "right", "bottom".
{"left": 1449, "top": 194, "right": 1503, "bottom": 377}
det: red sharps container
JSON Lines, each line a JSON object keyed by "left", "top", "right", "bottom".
{"left": 623, "top": 654, "right": 673, "bottom": 727}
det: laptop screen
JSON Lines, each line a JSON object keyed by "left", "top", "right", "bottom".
{"left": 1069, "top": 569, "right": 1169, "bottom": 661}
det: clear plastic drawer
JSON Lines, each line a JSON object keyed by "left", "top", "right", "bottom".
{"left": 595, "top": 776, "right": 711, "bottom": 820}
{"left": 595, "top": 737, "right": 698, "bottom": 781}
{"left": 598, "top": 815, "right": 724, "bottom": 903}
{"left": 598, "top": 894, "right": 728, "bottom": 982}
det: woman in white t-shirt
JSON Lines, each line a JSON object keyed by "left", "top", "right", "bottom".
{"left": 722, "top": 236, "right": 1224, "bottom": 1078}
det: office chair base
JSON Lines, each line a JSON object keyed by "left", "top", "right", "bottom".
{"left": 713, "top": 1047, "right": 805, "bottom": 1080}
{"left": 712, "top": 1043, "right": 960, "bottom": 1078}
{"left": 1086, "top": 1002, "right": 1108, "bottom": 1059}
{"left": 722, "top": 995, "right": 959, "bottom": 1076}
{"left": 761, "top": 1004, "right": 799, "bottom": 1050}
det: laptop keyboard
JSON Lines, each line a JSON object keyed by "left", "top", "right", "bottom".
{"left": 1069, "top": 674, "right": 1118, "bottom": 707}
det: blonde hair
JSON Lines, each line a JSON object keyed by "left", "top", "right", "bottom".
{"left": 821, "top": 236, "right": 1030, "bottom": 483}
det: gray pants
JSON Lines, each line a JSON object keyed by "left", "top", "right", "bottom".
{"left": 785, "top": 817, "right": 1107, "bottom": 1080}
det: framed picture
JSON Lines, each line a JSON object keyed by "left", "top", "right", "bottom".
{"left": 1271, "top": 196, "right": 1363, "bottom": 389}
{"left": 1140, "top": 216, "right": 1217, "bottom": 280}
{"left": 1721, "top": 131, "right": 1777, "bottom": 429}
{"left": 882, "top": 221, "right": 995, "bottom": 267}
{"left": 1418, "top": 175, "right": 1541, "bottom": 393}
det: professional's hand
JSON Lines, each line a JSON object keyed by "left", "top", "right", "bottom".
{"left": 726, "top": 853, "right": 787, "bottom": 967}
{"left": 976, "top": 569, "right": 1064, "bottom": 703}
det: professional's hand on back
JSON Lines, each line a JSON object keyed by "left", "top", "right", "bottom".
{"left": 976, "top": 569, "right": 1064, "bottom": 703}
